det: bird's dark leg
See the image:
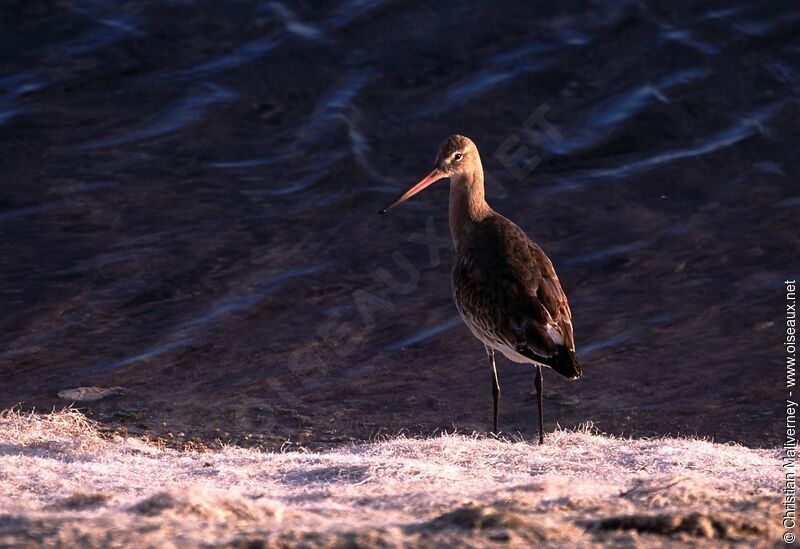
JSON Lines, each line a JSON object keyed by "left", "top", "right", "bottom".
{"left": 534, "top": 365, "right": 544, "bottom": 444}
{"left": 486, "top": 346, "right": 500, "bottom": 434}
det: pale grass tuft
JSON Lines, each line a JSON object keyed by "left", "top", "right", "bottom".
{"left": 0, "top": 406, "right": 103, "bottom": 452}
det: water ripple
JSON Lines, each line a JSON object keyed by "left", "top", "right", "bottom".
{"left": 660, "top": 29, "right": 720, "bottom": 55}
{"left": 63, "top": 2, "right": 141, "bottom": 35}
{"left": 548, "top": 104, "right": 779, "bottom": 193}
{"left": 0, "top": 71, "right": 45, "bottom": 126}
{"left": 167, "top": 38, "right": 280, "bottom": 81}
{"left": 296, "top": 71, "right": 373, "bottom": 146}
{"left": 90, "top": 340, "right": 188, "bottom": 374}
{"left": 210, "top": 156, "right": 291, "bottom": 170}
{"left": 326, "top": 0, "right": 394, "bottom": 29}
{"left": 541, "top": 69, "right": 708, "bottom": 156}
{"left": 409, "top": 61, "right": 547, "bottom": 118}
{"left": 581, "top": 314, "right": 676, "bottom": 357}
{"left": 387, "top": 317, "right": 464, "bottom": 351}
{"left": 0, "top": 203, "right": 55, "bottom": 223}
{"left": 563, "top": 241, "right": 645, "bottom": 267}
{"left": 79, "top": 84, "right": 238, "bottom": 149}
{"left": 265, "top": 2, "right": 325, "bottom": 41}
{"left": 89, "top": 264, "right": 330, "bottom": 373}
{"left": 244, "top": 173, "right": 326, "bottom": 197}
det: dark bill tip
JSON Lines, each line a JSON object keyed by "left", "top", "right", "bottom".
{"left": 377, "top": 168, "right": 446, "bottom": 217}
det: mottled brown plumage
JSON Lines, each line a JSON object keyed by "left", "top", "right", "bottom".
{"left": 452, "top": 214, "right": 579, "bottom": 378}
{"left": 380, "top": 134, "right": 581, "bottom": 444}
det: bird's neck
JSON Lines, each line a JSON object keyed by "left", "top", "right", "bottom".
{"left": 449, "top": 165, "right": 492, "bottom": 252}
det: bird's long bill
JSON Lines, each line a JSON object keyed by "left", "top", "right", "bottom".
{"left": 379, "top": 169, "right": 447, "bottom": 214}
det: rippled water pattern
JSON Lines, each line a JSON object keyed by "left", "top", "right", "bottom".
{"left": 1, "top": 1, "right": 798, "bottom": 446}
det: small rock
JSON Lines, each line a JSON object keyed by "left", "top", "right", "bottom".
{"left": 57, "top": 386, "right": 127, "bottom": 402}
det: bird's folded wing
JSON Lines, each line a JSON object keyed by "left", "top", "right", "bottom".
{"left": 453, "top": 231, "right": 575, "bottom": 357}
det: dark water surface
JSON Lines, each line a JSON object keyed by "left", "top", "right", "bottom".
{"left": 1, "top": 1, "right": 798, "bottom": 448}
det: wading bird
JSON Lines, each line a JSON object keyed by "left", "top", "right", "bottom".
{"left": 380, "top": 135, "right": 581, "bottom": 444}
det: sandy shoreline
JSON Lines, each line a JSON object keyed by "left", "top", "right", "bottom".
{"left": 0, "top": 409, "right": 785, "bottom": 547}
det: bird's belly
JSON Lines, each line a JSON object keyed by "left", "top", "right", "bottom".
{"left": 453, "top": 295, "right": 544, "bottom": 367}
{"left": 453, "top": 287, "right": 555, "bottom": 368}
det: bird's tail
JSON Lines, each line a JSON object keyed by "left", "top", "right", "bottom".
{"left": 550, "top": 346, "right": 582, "bottom": 380}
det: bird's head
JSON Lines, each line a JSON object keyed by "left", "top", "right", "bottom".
{"left": 434, "top": 134, "right": 479, "bottom": 178}
{"left": 379, "top": 134, "right": 479, "bottom": 214}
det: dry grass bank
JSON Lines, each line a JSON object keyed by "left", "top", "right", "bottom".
{"left": 0, "top": 409, "right": 784, "bottom": 547}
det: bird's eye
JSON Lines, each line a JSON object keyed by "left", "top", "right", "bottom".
{"left": 454, "top": 153, "right": 463, "bottom": 161}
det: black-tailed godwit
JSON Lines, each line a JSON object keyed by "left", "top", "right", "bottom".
{"left": 380, "top": 134, "right": 582, "bottom": 444}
